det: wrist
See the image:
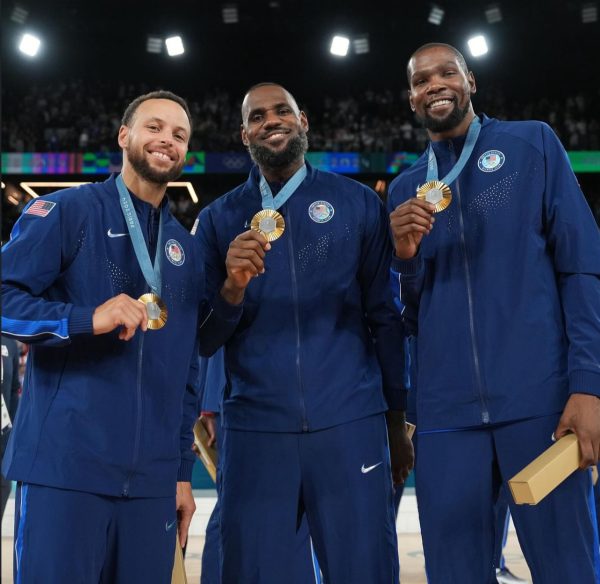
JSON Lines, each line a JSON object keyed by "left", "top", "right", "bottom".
{"left": 385, "top": 410, "right": 407, "bottom": 428}
{"left": 220, "top": 278, "right": 245, "bottom": 305}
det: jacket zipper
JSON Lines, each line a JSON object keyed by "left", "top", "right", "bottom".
{"left": 123, "top": 206, "right": 155, "bottom": 495}
{"left": 451, "top": 142, "right": 490, "bottom": 424}
{"left": 285, "top": 210, "right": 309, "bottom": 432}
{"left": 122, "top": 328, "right": 145, "bottom": 495}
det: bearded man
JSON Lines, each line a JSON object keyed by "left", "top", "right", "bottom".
{"left": 193, "top": 83, "right": 413, "bottom": 584}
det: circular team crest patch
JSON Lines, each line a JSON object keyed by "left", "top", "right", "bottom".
{"left": 165, "top": 239, "right": 185, "bottom": 266}
{"left": 478, "top": 150, "right": 505, "bottom": 172}
{"left": 308, "top": 200, "right": 334, "bottom": 224}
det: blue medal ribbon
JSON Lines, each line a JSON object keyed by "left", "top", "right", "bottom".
{"left": 116, "top": 174, "right": 164, "bottom": 296}
{"left": 426, "top": 116, "right": 481, "bottom": 184}
{"left": 259, "top": 164, "right": 307, "bottom": 210}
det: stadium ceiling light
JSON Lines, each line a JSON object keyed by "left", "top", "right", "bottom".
{"left": 428, "top": 5, "right": 445, "bottom": 25}
{"left": 485, "top": 4, "right": 503, "bottom": 23}
{"left": 19, "top": 181, "right": 197, "bottom": 203}
{"left": 467, "top": 35, "right": 489, "bottom": 57}
{"left": 19, "top": 182, "right": 90, "bottom": 198}
{"left": 19, "top": 33, "right": 41, "bottom": 57}
{"left": 353, "top": 34, "right": 370, "bottom": 55}
{"left": 147, "top": 36, "right": 163, "bottom": 54}
{"left": 11, "top": 5, "right": 29, "bottom": 24}
{"left": 167, "top": 182, "right": 198, "bottom": 203}
{"left": 165, "top": 35, "right": 185, "bottom": 57}
{"left": 330, "top": 35, "right": 350, "bottom": 57}
{"left": 222, "top": 4, "right": 239, "bottom": 24}
{"left": 582, "top": 3, "right": 598, "bottom": 23}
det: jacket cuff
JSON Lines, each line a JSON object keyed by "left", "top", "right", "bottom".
{"left": 177, "top": 458, "right": 195, "bottom": 482}
{"left": 391, "top": 253, "right": 423, "bottom": 276}
{"left": 569, "top": 370, "right": 600, "bottom": 398}
{"left": 68, "top": 306, "right": 95, "bottom": 336}
{"left": 385, "top": 388, "right": 408, "bottom": 411}
{"left": 212, "top": 290, "right": 244, "bottom": 321}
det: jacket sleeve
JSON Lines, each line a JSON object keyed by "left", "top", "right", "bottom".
{"left": 1, "top": 197, "right": 95, "bottom": 346}
{"left": 541, "top": 123, "right": 600, "bottom": 398}
{"left": 195, "top": 207, "right": 243, "bottom": 357}
{"left": 360, "top": 189, "right": 408, "bottom": 411}
{"left": 178, "top": 342, "right": 201, "bottom": 482}
{"left": 387, "top": 179, "right": 425, "bottom": 336}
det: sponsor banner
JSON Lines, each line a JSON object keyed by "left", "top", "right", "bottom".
{"left": 205, "top": 152, "right": 252, "bottom": 174}
{"left": 3, "top": 151, "right": 598, "bottom": 175}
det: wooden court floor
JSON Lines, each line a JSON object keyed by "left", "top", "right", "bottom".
{"left": 1, "top": 532, "right": 532, "bottom": 583}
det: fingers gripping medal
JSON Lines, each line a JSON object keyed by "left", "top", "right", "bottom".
{"left": 250, "top": 209, "right": 285, "bottom": 242}
{"left": 138, "top": 292, "right": 168, "bottom": 330}
{"left": 421, "top": 116, "right": 483, "bottom": 213}
{"left": 416, "top": 180, "right": 452, "bottom": 213}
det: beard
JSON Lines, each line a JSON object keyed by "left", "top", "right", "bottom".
{"left": 416, "top": 100, "right": 471, "bottom": 133}
{"left": 127, "top": 148, "right": 185, "bottom": 184}
{"left": 248, "top": 131, "right": 309, "bottom": 170}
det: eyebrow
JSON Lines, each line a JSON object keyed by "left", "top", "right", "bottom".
{"left": 146, "top": 116, "right": 189, "bottom": 134}
{"left": 247, "top": 102, "right": 291, "bottom": 119}
{"left": 412, "top": 60, "right": 459, "bottom": 78}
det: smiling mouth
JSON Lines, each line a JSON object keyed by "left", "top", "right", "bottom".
{"left": 149, "top": 150, "right": 173, "bottom": 162}
{"left": 428, "top": 98, "right": 454, "bottom": 110}
{"left": 263, "top": 131, "right": 289, "bottom": 142}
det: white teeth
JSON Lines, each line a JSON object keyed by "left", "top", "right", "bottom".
{"left": 266, "top": 133, "right": 285, "bottom": 140}
{"left": 150, "top": 151, "right": 170, "bottom": 161}
{"left": 430, "top": 99, "right": 452, "bottom": 109}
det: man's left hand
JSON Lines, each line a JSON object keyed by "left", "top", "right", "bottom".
{"left": 554, "top": 393, "right": 600, "bottom": 469}
{"left": 176, "top": 481, "right": 196, "bottom": 547}
{"left": 386, "top": 411, "right": 415, "bottom": 486}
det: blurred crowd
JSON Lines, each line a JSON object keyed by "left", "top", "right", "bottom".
{"left": 3, "top": 80, "right": 600, "bottom": 153}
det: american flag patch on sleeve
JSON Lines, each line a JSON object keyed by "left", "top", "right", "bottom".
{"left": 25, "top": 199, "right": 56, "bottom": 217}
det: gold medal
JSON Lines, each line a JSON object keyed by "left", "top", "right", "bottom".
{"left": 250, "top": 209, "right": 285, "bottom": 242}
{"left": 138, "top": 292, "right": 168, "bottom": 330}
{"left": 416, "top": 180, "right": 452, "bottom": 213}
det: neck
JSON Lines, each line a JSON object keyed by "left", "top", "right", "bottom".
{"left": 428, "top": 107, "right": 476, "bottom": 142}
{"left": 260, "top": 157, "right": 304, "bottom": 183}
{"left": 121, "top": 164, "right": 167, "bottom": 208}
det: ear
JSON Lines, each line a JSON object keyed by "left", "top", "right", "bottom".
{"left": 467, "top": 71, "right": 477, "bottom": 96}
{"left": 299, "top": 111, "right": 309, "bottom": 133}
{"left": 241, "top": 124, "right": 249, "bottom": 147}
{"left": 118, "top": 125, "right": 129, "bottom": 149}
{"left": 408, "top": 90, "right": 416, "bottom": 112}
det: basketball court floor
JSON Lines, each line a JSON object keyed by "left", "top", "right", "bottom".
{"left": 0, "top": 490, "right": 532, "bottom": 583}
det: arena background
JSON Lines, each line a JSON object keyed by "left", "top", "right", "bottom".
{"left": 1, "top": 0, "right": 599, "bottom": 580}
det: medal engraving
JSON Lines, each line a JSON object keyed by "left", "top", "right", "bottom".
{"left": 138, "top": 293, "right": 168, "bottom": 330}
{"left": 251, "top": 209, "right": 285, "bottom": 242}
{"left": 416, "top": 180, "right": 452, "bottom": 213}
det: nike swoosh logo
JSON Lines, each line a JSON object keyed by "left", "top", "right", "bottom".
{"left": 107, "top": 228, "right": 128, "bottom": 238}
{"left": 165, "top": 519, "right": 177, "bottom": 532}
{"left": 361, "top": 462, "right": 383, "bottom": 474}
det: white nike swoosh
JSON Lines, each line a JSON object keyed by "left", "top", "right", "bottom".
{"left": 107, "top": 228, "right": 128, "bottom": 238}
{"left": 361, "top": 462, "right": 383, "bottom": 474}
{"left": 165, "top": 520, "right": 177, "bottom": 531}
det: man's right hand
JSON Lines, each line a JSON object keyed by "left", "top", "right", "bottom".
{"left": 200, "top": 414, "right": 218, "bottom": 448}
{"left": 221, "top": 230, "right": 271, "bottom": 305}
{"left": 389, "top": 198, "right": 436, "bottom": 260}
{"left": 92, "top": 293, "right": 148, "bottom": 340}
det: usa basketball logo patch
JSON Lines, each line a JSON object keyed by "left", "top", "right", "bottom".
{"left": 478, "top": 150, "right": 505, "bottom": 172}
{"left": 308, "top": 200, "right": 334, "bottom": 224}
{"left": 165, "top": 239, "right": 185, "bottom": 266}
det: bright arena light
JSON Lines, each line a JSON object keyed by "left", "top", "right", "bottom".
{"left": 467, "top": 35, "right": 489, "bottom": 57}
{"left": 19, "top": 33, "right": 41, "bottom": 57}
{"left": 165, "top": 36, "right": 185, "bottom": 57}
{"left": 330, "top": 35, "right": 350, "bottom": 57}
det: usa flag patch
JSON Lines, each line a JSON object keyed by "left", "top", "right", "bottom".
{"left": 25, "top": 199, "right": 56, "bottom": 217}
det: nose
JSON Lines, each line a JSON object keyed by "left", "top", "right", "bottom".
{"left": 263, "top": 109, "right": 282, "bottom": 127}
{"left": 426, "top": 75, "right": 447, "bottom": 94}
